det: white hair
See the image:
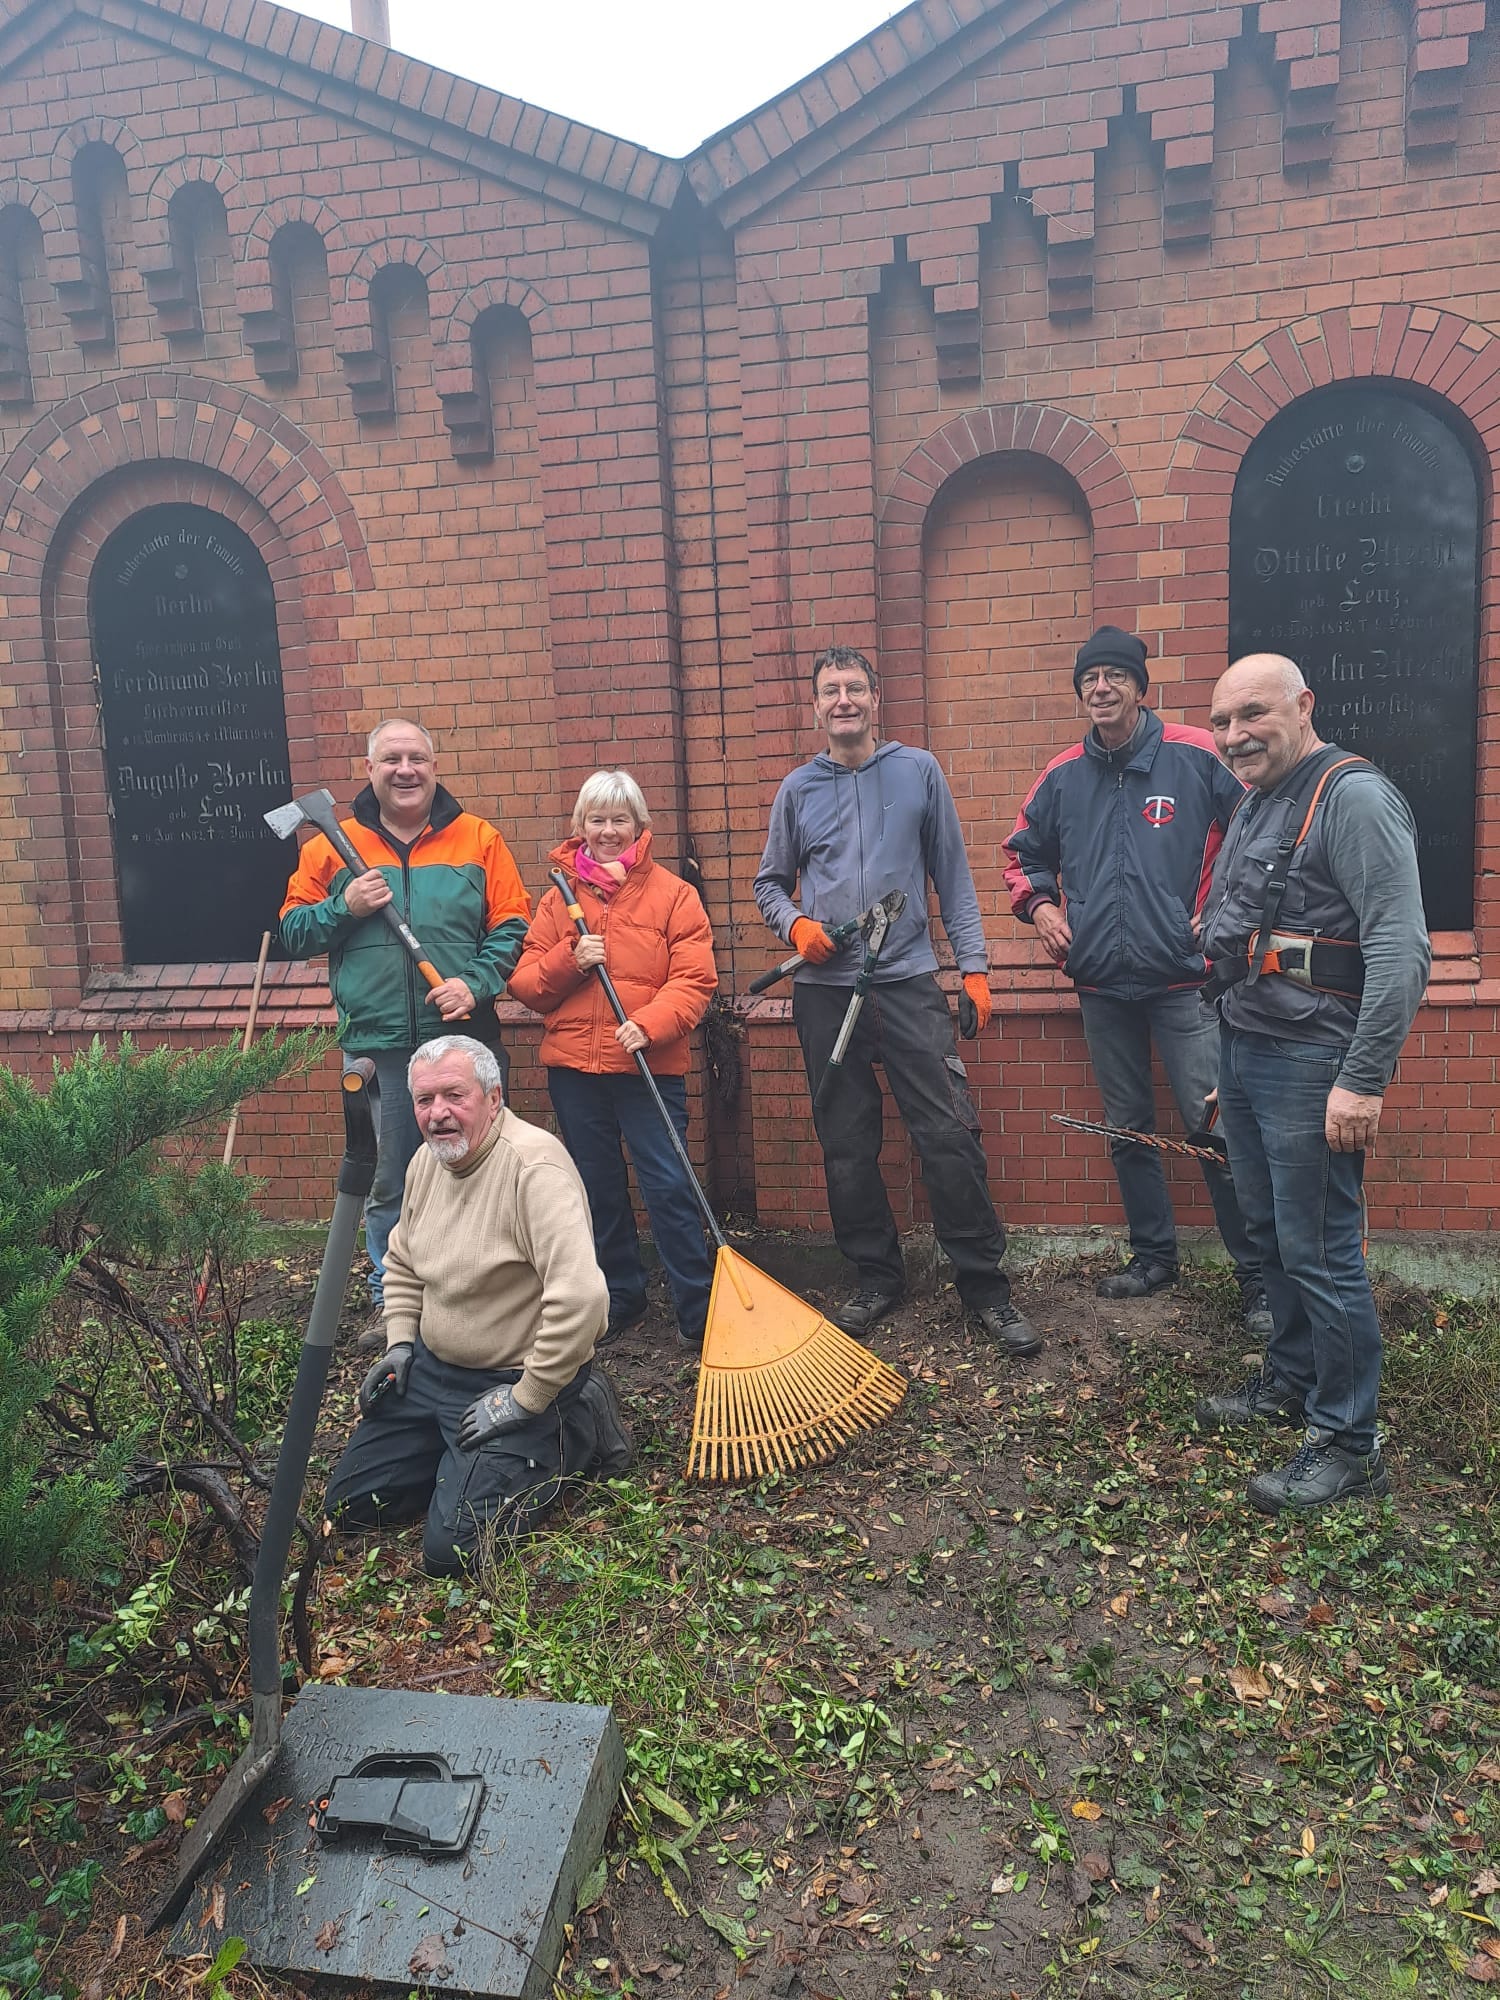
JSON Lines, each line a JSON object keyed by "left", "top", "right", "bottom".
{"left": 408, "top": 1036, "right": 502, "bottom": 1095}
{"left": 1272, "top": 658, "right": 1307, "bottom": 699}
{"left": 570, "top": 769, "right": 650, "bottom": 836}
{"left": 367, "top": 718, "right": 435, "bottom": 758}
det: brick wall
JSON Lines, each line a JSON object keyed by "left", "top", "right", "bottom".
{"left": 1, "top": 0, "right": 1498, "bottom": 1243}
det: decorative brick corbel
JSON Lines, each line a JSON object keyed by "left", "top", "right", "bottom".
{"left": 1260, "top": 0, "right": 1342, "bottom": 171}
{"left": 909, "top": 212, "right": 988, "bottom": 387}
{"left": 1405, "top": 0, "right": 1485, "bottom": 152}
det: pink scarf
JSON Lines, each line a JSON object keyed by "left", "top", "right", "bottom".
{"left": 574, "top": 838, "right": 641, "bottom": 899}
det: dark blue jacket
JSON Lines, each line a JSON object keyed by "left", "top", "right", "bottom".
{"left": 1003, "top": 710, "right": 1246, "bottom": 1001}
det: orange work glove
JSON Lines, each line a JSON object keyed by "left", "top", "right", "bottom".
{"left": 962, "top": 972, "right": 993, "bottom": 1033}
{"left": 790, "top": 916, "right": 838, "bottom": 965}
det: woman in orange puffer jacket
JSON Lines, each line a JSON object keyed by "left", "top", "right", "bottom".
{"left": 508, "top": 771, "right": 719, "bottom": 1349}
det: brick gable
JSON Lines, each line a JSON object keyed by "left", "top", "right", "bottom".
{"left": 0, "top": 0, "right": 1497, "bottom": 1247}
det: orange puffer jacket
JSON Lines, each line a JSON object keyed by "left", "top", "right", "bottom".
{"left": 508, "top": 832, "right": 718, "bottom": 1076}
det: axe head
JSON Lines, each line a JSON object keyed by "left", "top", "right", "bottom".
{"left": 264, "top": 788, "right": 339, "bottom": 842}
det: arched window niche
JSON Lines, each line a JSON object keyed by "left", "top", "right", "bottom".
{"left": 1228, "top": 383, "right": 1482, "bottom": 933}
{"left": 90, "top": 504, "right": 293, "bottom": 964}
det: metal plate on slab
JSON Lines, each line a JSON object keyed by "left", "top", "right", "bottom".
{"left": 168, "top": 1688, "right": 623, "bottom": 1998}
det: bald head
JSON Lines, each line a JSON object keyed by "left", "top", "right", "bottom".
{"left": 1209, "top": 653, "right": 1322, "bottom": 792}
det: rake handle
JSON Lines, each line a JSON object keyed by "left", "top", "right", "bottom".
{"left": 549, "top": 869, "right": 727, "bottom": 1252}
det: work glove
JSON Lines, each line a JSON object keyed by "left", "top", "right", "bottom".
{"left": 790, "top": 917, "right": 838, "bottom": 965}
{"left": 960, "top": 973, "right": 992, "bottom": 1036}
{"left": 457, "top": 1380, "right": 532, "bottom": 1453}
{"left": 358, "top": 1341, "right": 413, "bottom": 1417}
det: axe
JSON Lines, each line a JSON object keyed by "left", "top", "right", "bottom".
{"left": 264, "top": 787, "right": 461, "bottom": 1009}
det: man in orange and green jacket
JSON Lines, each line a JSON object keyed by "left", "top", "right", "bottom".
{"left": 280, "top": 719, "right": 531, "bottom": 1333}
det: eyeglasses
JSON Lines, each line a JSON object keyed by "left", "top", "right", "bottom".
{"left": 1078, "top": 666, "right": 1134, "bottom": 691}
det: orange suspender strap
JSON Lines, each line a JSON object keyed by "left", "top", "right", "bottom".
{"left": 1291, "top": 756, "right": 1366, "bottom": 849}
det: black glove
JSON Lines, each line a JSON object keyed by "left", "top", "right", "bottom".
{"left": 358, "top": 1341, "right": 413, "bottom": 1417}
{"left": 457, "top": 1381, "right": 531, "bottom": 1453}
{"left": 957, "top": 990, "right": 979, "bottom": 1040}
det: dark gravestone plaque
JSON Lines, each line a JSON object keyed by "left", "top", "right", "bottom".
{"left": 92, "top": 504, "right": 293, "bottom": 962}
{"left": 1228, "top": 385, "right": 1480, "bottom": 930}
{"left": 168, "top": 1687, "right": 625, "bottom": 1998}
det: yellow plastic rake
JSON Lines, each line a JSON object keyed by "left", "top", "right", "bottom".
{"left": 549, "top": 870, "right": 907, "bottom": 1480}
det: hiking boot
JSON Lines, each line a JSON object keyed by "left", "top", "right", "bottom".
{"left": 598, "top": 1299, "right": 648, "bottom": 1348}
{"left": 1240, "top": 1286, "right": 1274, "bottom": 1339}
{"left": 354, "top": 1309, "right": 388, "bottom": 1356}
{"left": 1096, "top": 1256, "right": 1178, "bottom": 1300}
{"left": 1196, "top": 1370, "right": 1306, "bottom": 1431}
{"left": 1246, "top": 1428, "right": 1392, "bottom": 1516}
{"left": 678, "top": 1321, "right": 706, "bottom": 1351}
{"left": 973, "top": 1302, "right": 1043, "bottom": 1358}
{"left": 827, "top": 1287, "right": 904, "bottom": 1335}
{"left": 582, "top": 1366, "right": 635, "bottom": 1478}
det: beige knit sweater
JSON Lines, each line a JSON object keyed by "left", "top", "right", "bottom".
{"left": 382, "top": 1108, "right": 608, "bottom": 1413}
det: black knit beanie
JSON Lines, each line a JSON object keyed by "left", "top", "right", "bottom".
{"left": 1073, "top": 625, "right": 1149, "bottom": 695}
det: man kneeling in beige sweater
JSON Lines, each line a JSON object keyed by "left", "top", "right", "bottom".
{"left": 325, "top": 1035, "right": 633, "bottom": 1575}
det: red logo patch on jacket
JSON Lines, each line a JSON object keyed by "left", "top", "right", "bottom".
{"left": 1142, "top": 794, "right": 1176, "bottom": 827}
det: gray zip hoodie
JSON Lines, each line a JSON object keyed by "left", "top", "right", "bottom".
{"left": 753, "top": 741, "right": 988, "bottom": 986}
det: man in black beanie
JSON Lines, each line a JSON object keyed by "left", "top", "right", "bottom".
{"left": 1003, "top": 626, "right": 1269, "bottom": 1329}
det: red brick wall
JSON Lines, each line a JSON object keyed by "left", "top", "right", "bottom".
{"left": 2, "top": 0, "right": 1499, "bottom": 1243}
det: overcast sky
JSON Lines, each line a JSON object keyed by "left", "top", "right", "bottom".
{"left": 282, "top": 0, "right": 905, "bottom": 157}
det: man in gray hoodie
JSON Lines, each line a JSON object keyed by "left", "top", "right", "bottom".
{"left": 754, "top": 647, "right": 1040, "bottom": 1357}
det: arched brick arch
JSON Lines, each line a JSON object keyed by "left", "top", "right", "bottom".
{"left": 0, "top": 178, "right": 65, "bottom": 267}
{"left": 1163, "top": 304, "right": 1500, "bottom": 949}
{"left": 238, "top": 195, "right": 354, "bottom": 319}
{"left": 48, "top": 115, "right": 147, "bottom": 184}
{"left": 431, "top": 278, "right": 554, "bottom": 456}
{"left": 138, "top": 153, "right": 248, "bottom": 275}
{"left": 46, "top": 117, "right": 146, "bottom": 290}
{"left": 0, "top": 376, "right": 372, "bottom": 998}
{"left": 333, "top": 237, "right": 452, "bottom": 354}
{"left": 876, "top": 404, "right": 1140, "bottom": 740}
{"left": 432, "top": 275, "right": 554, "bottom": 402}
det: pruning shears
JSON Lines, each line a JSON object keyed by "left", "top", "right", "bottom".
{"left": 749, "top": 890, "right": 908, "bottom": 994}
{"left": 812, "top": 891, "right": 907, "bottom": 1113}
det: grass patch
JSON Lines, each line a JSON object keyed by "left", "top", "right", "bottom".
{"left": 1382, "top": 1289, "right": 1500, "bottom": 1493}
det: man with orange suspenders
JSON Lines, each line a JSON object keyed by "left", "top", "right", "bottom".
{"left": 1196, "top": 656, "right": 1428, "bottom": 1514}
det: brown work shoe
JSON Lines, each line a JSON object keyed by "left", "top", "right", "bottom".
{"left": 354, "top": 1309, "right": 388, "bottom": 1356}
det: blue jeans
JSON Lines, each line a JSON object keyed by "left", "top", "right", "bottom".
{"left": 1217, "top": 1027, "right": 1380, "bottom": 1452}
{"left": 1078, "top": 989, "right": 1256, "bottom": 1282}
{"left": 357, "top": 1048, "right": 423, "bottom": 1310}
{"left": 546, "top": 1067, "right": 712, "bottom": 1343}
{"left": 355, "top": 1042, "right": 509, "bottom": 1307}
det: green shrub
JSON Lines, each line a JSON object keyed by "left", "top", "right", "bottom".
{"left": 0, "top": 1031, "right": 319, "bottom": 1587}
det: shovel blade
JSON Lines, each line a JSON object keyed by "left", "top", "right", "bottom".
{"left": 145, "top": 1739, "right": 281, "bottom": 1932}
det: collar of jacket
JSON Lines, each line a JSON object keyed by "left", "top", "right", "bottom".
{"left": 1084, "top": 707, "right": 1162, "bottom": 773}
{"left": 352, "top": 781, "right": 465, "bottom": 839}
{"left": 549, "top": 826, "right": 657, "bottom": 883}
{"left": 810, "top": 740, "right": 901, "bottom": 776}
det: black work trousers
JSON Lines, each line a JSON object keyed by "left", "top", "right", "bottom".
{"left": 792, "top": 973, "right": 1011, "bottom": 1310}
{"left": 325, "top": 1339, "right": 608, "bottom": 1577}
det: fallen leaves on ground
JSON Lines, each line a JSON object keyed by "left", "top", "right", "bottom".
{"left": 1228, "top": 1664, "right": 1272, "bottom": 1703}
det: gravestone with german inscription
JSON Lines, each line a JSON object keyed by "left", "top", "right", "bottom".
{"left": 1228, "top": 384, "right": 1480, "bottom": 930}
{"left": 91, "top": 503, "right": 293, "bottom": 963}
{"left": 168, "top": 1686, "right": 624, "bottom": 1997}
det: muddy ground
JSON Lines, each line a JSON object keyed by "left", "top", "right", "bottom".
{"left": 13, "top": 1253, "right": 1500, "bottom": 2000}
